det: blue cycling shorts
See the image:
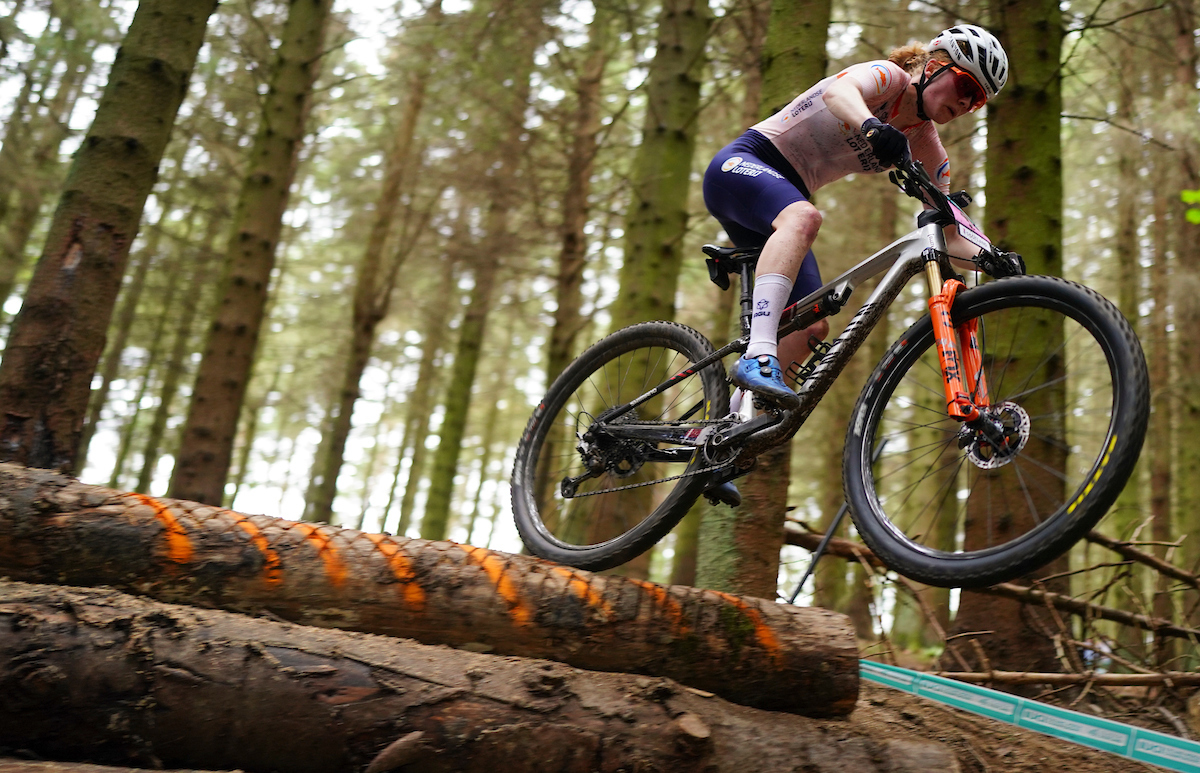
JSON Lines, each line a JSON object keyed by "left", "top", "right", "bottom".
{"left": 703, "top": 131, "right": 823, "bottom": 306}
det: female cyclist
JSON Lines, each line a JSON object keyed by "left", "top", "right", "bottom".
{"left": 703, "top": 25, "right": 1013, "bottom": 410}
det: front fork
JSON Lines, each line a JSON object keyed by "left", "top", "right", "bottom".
{"left": 923, "top": 252, "right": 989, "bottom": 422}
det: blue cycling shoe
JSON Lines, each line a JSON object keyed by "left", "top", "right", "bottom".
{"left": 731, "top": 354, "right": 800, "bottom": 409}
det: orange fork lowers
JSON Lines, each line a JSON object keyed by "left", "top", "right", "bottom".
{"left": 925, "top": 269, "right": 990, "bottom": 422}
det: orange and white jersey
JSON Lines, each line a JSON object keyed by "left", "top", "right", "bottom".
{"left": 751, "top": 60, "right": 951, "bottom": 195}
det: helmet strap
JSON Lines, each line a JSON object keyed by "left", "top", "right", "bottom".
{"left": 914, "top": 62, "right": 950, "bottom": 122}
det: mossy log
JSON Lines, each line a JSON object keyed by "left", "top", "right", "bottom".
{"left": 0, "top": 464, "right": 857, "bottom": 716}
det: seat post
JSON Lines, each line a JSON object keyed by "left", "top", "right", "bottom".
{"left": 738, "top": 260, "right": 756, "bottom": 337}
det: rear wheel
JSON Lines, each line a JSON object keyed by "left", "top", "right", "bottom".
{"left": 512, "top": 321, "right": 729, "bottom": 571}
{"left": 844, "top": 275, "right": 1149, "bottom": 588}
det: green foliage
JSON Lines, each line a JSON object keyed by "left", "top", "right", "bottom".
{"left": 1184, "top": 189, "right": 1200, "bottom": 224}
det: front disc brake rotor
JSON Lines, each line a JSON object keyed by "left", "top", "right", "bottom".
{"left": 958, "top": 400, "right": 1031, "bottom": 470}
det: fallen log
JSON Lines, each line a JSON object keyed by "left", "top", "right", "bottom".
{"left": 0, "top": 581, "right": 955, "bottom": 773}
{"left": 0, "top": 464, "right": 858, "bottom": 716}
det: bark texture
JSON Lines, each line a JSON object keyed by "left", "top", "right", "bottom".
{"left": 0, "top": 0, "right": 218, "bottom": 472}
{"left": 303, "top": 1, "right": 442, "bottom": 524}
{"left": 170, "top": 0, "right": 333, "bottom": 505}
{"left": 0, "top": 581, "right": 952, "bottom": 773}
{"left": 0, "top": 464, "right": 859, "bottom": 717}
{"left": 954, "top": 0, "right": 1069, "bottom": 677}
{"left": 608, "top": 0, "right": 712, "bottom": 326}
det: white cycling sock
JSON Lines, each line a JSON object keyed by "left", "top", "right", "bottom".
{"left": 745, "top": 273, "right": 793, "bottom": 359}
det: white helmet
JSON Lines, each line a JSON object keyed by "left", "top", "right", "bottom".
{"left": 929, "top": 25, "right": 1008, "bottom": 100}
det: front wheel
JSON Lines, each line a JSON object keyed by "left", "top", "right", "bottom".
{"left": 844, "top": 275, "right": 1149, "bottom": 588}
{"left": 512, "top": 321, "right": 729, "bottom": 571}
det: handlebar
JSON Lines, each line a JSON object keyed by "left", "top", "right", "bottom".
{"left": 888, "top": 155, "right": 1000, "bottom": 260}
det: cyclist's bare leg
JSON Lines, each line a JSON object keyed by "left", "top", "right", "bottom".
{"left": 759, "top": 201, "right": 822, "bottom": 284}
{"left": 744, "top": 201, "right": 822, "bottom": 361}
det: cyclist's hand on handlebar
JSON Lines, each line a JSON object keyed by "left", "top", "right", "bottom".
{"left": 862, "top": 118, "right": 909, "bottom": 169}
{"left": 978, "top": 249, "right": 1026, "bottom": 278}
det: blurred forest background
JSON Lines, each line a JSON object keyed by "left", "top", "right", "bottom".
{"left": 0, "top": 0, "right": 1197, "bottom": 678}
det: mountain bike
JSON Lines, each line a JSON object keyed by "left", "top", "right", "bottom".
{"left": 511, "top": 157, "right": 1150, "bottom": 589}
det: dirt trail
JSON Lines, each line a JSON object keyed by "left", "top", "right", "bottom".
{"left": 851, "top": 682, "right": 1158, "bottom": 772}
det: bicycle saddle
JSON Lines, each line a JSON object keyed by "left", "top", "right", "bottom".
{"left": 702, "top": 244, "right": 761, "bottom": 290}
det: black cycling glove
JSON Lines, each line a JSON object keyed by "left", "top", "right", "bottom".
{"left": 861, "top": 117, "right": 909, "bottom": 169}
{"left": 977, "top": 249, "right": 1026, "bottom": 278}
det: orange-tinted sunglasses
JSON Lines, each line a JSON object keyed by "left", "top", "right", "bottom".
{"left": 946, "top": 65, "right": 988, "bottom": 112}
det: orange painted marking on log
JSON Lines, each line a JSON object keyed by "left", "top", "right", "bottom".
{"left": 362, "top": 533, "right": 426, "bottom": 611}
{"left": 628, "top": 579, "right": 688, "bottom": 636}
{"left": 130, "top": 494, "right": 193, "bottom": 565}
{"left": 223, "top": 511, "right": 283, "bottom": 588}
{"left": 462, "top": 546, "right": 533, "bottom": 626}
{"left": 549, "top": 566, "right": 611, "bottom": 616}
{"left": 290, "top": 523, "right": 349, "bottom": 589}
{"left": 712, "top": 591, "right": 783, "bottom": 663}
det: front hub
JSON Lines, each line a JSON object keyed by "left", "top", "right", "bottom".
{"left": 957, "top": 400, "right": 1031, "bottom": 470}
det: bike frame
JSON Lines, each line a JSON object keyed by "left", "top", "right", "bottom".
{"left": 594, "top": 161, "right": 994, "bottom": 470}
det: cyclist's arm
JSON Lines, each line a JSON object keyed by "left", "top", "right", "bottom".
{"left": 822, "top": 76, "right": 875, "bottom": 127}
{"left": 944, "top": 227, "right": 983, "bottom": 270}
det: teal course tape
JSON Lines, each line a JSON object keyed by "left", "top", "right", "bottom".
{"left": 860, "top": 661, "right": 1200, "bottom": 772}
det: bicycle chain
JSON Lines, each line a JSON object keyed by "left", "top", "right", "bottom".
{"left": 566, "top": 416, "right": 740, "bottom": 498}
{"left": 566, "top": 460, "right": 734, "bottom": 497}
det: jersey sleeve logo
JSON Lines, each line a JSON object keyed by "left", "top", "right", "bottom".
{"left": 721, "top": 156, "right": 744, "bottom": 172}
{"left": 870, "top": 64, "right": 892, "bottom": 95}
{"left": 936, "top": 157, "right": 951, "bottom": 184}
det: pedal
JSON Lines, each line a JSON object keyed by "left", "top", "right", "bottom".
{"left": 704, "top": 479, "right": 741, "bottom": 507}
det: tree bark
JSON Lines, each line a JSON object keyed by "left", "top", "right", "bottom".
{"left": 0, "top": 0, "right": 219, "bottom": 472}
{"left": 952, "top": 0, "right": 1069, "bottom": 677}
{"left": 302, "top": 1, "right": 442, "bottom": 524}
{"left": 135, "top": 213, "right": 224, "bottom": 493}
{"left": 387, "top": 258, "right": 456, "bottom": 535}
{"left": 420, "top": 0, "right": 548, "bottom": 538}
{"left": 696, "top": 0, "right": 827, "bottom": 597}
{"left": 0, "top": 463, "right": 859, "bottom": 717}
{"left": 544, "top": 0, "right": 615, "bottom": 385}
{"left": 0, "top": 581, "right": 954, "bottom": 772}
{"left": 1167, "top": 0, "right": 1200, "bottom": 596}
{"left": 608, "top": 0, "right": 711, "bottom": 327}
{"left": 170, "top": 0, "right": 333, "bottom": 505}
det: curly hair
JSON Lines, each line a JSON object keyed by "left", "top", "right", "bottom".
{"left": 887, "top": 43, "right": 952, "bottom": 76}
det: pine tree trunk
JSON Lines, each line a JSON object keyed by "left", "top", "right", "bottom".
{"left": 0, "top": 11, "right": 56, "bottom": 236}
{"left": 0, "top": 465, "right": 861, "bottom": 718}
{"left": 544, "top": 2, "right": 614, "bottom": 385}
{"left": 135, "top": 213, "right": 223, "bottom": 493}
{"left": 302, "top": 2, "right": 441, "bottom": 524}
{"left": 608, "top": 0, "right": 711, "bottom": 327}
{"left": 0, "top": 28, "right": 94, "bottom": 305}
{"left": 170, "top": 0, "right": 333, "bottom": 505}
{"left": 420, "top": 259, "right": 500, "bottom": 540}
{"left": 1149, "top": 161, "right": 1175, "bottom": 666}
{"left": 388, "top": 260, "right": 457, "bottom": 534}
{"left": 1167, "top": 0, "right": 1200, "bottom": 590}
{"left": 0, "top": 0, "right": 218, "bottom": 472}
{"left": 75, "top": 180, "right": 185, "bottom": 472}
{"left": 759, "top": 0, "right": 831, "bottom": 117}
{"left": 948, "top": 0, "right": 1068, "bottom": 676}
{"left": 420, "top": 0, "right": 547, "bottom": 539}
{"left": 696, "top": 0, "right": 825, "bottom": 597}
